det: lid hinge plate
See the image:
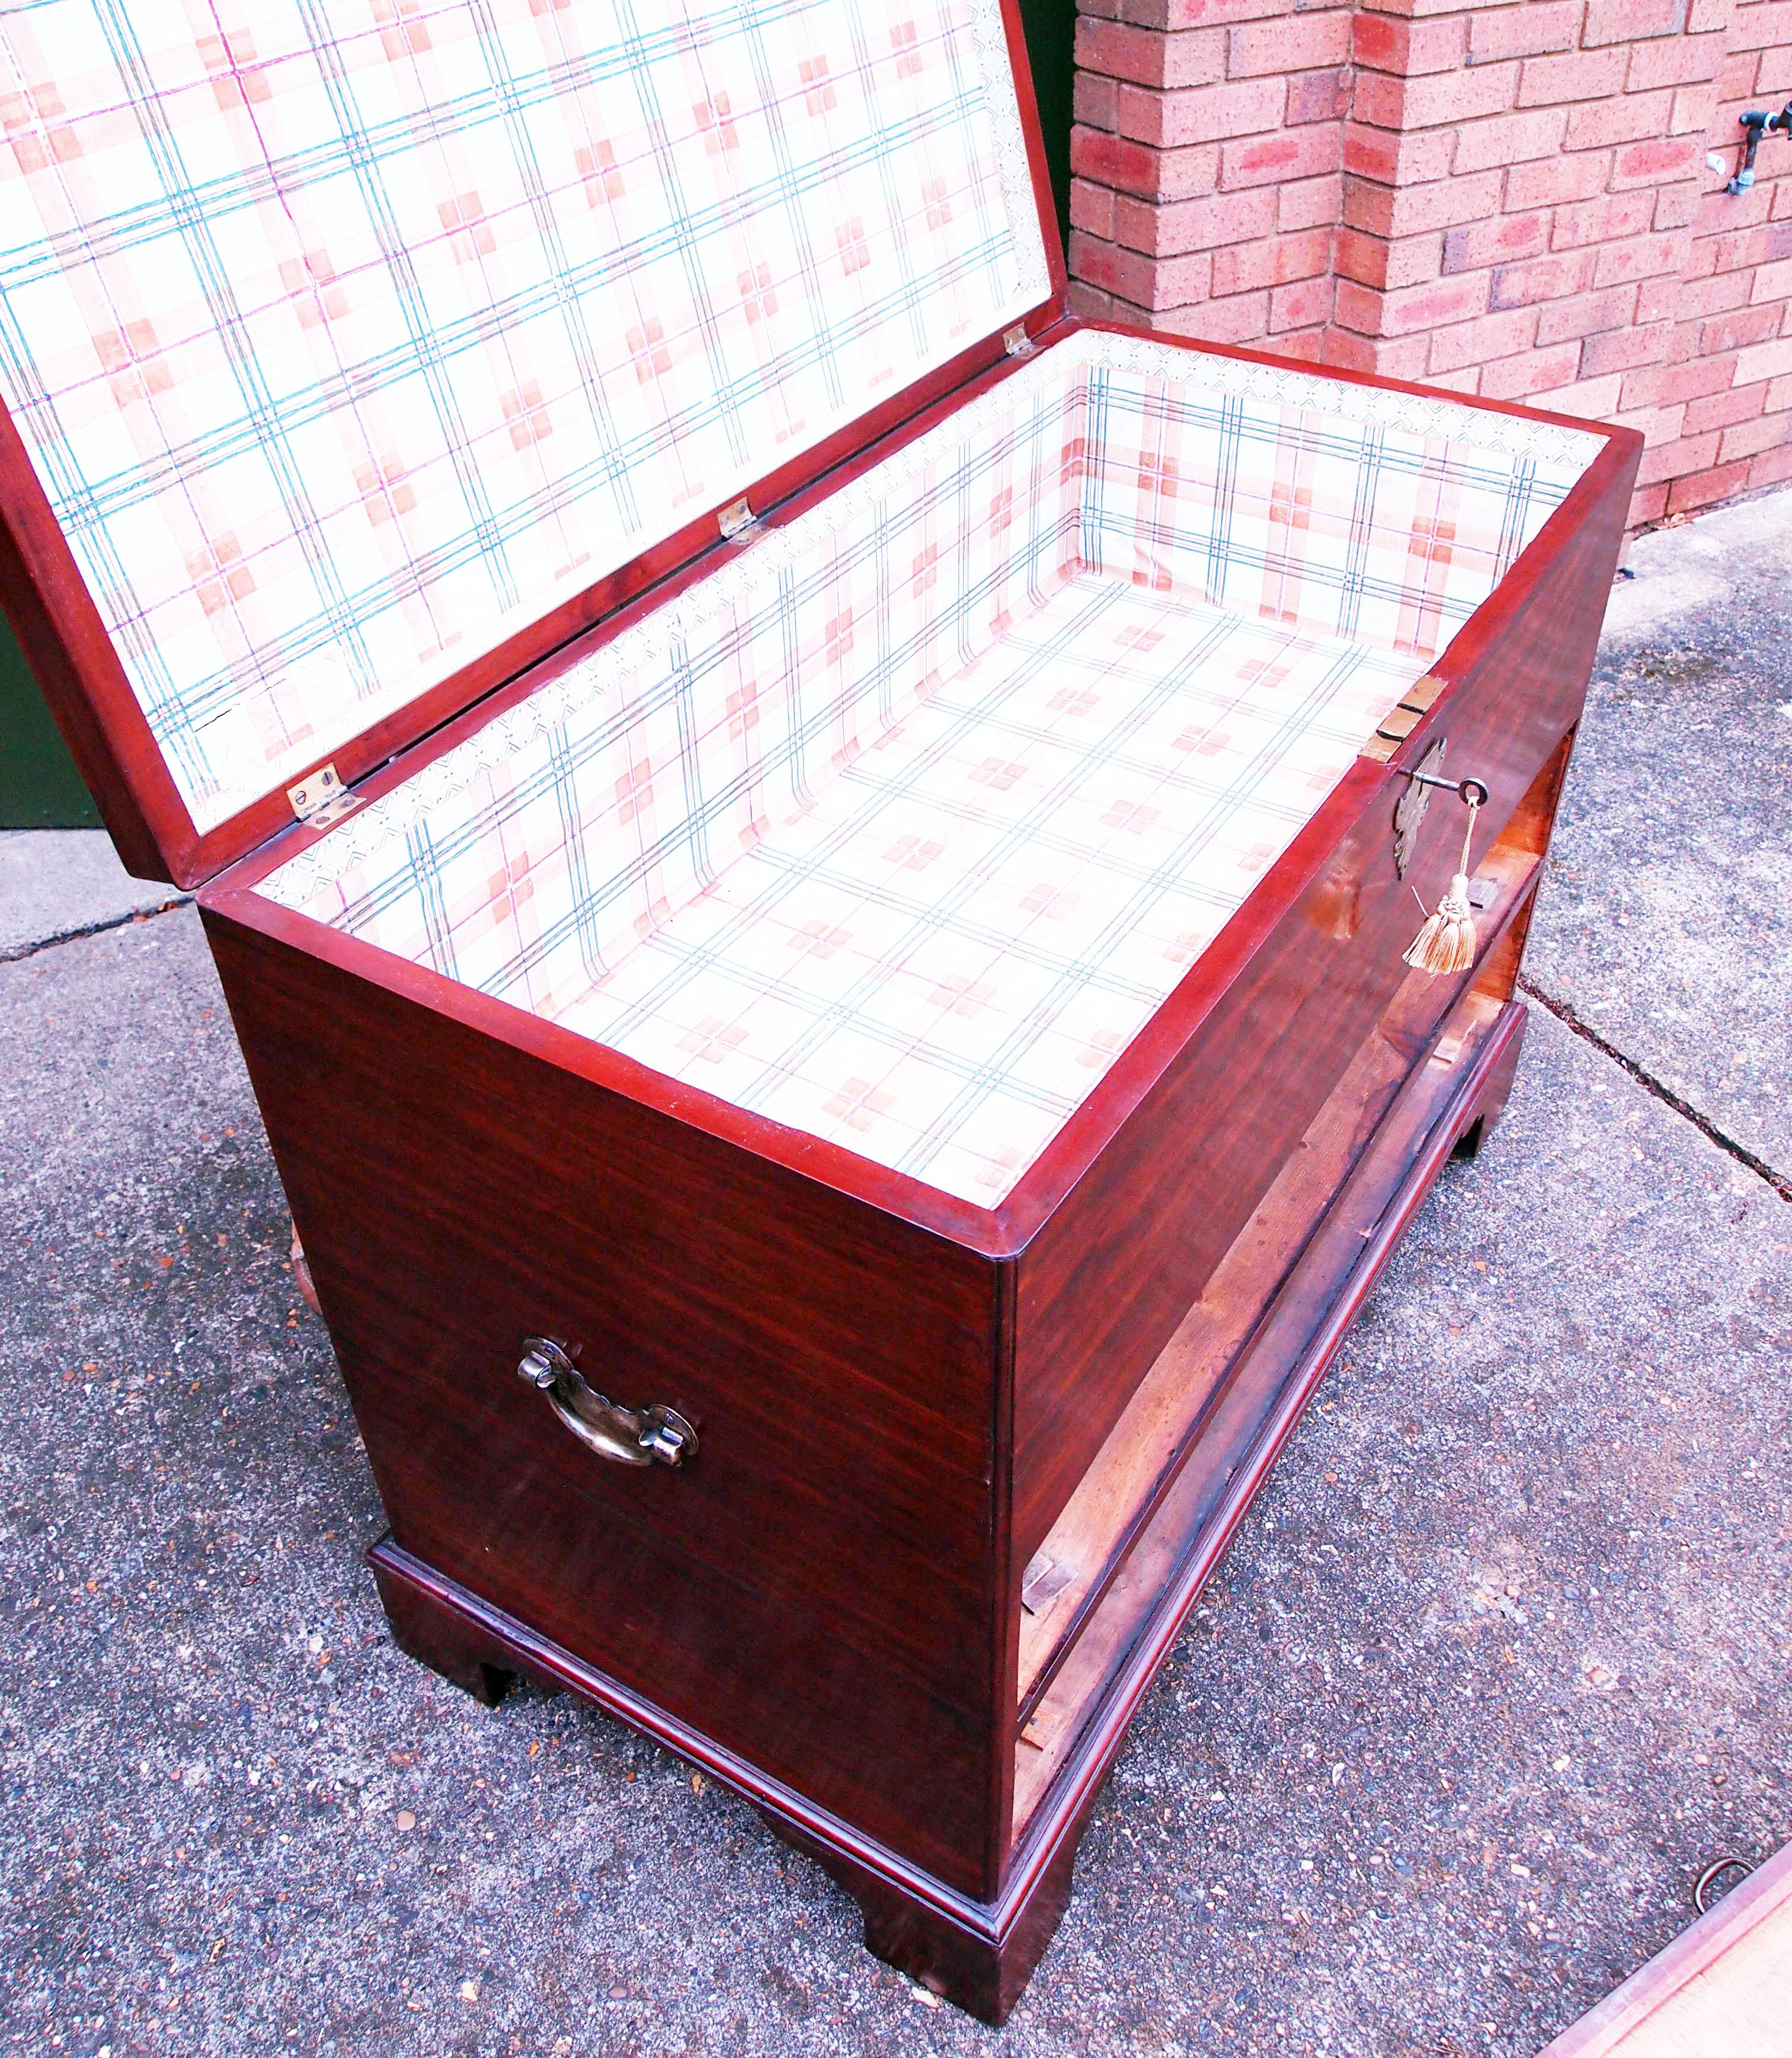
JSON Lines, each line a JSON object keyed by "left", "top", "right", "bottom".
{"left": 1003, "top": 322, "right": 1036, "bottom": 359}
{"left": 287, "top": 762, "right": 361, "bottom": 830}
{"left": 718, "top": 496, "right": 762, "bottom": 545}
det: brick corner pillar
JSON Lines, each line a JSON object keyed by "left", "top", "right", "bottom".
{"left": 1065, "top": 0, "right": 1352, "bottom": 362}
{"left": 1068, "top": 0, "right": 1792, "bottom": 530}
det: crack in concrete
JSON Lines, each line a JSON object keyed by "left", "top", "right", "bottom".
{"left": 0, "top": 894, "right": 191, "bottom": 966}
{"left": 1518, "top": 975, "right": 1792, "bottom": 1204}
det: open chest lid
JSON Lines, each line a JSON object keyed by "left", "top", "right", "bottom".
{"left": 0, "top": 0, "right": 1060, "bottom": 887}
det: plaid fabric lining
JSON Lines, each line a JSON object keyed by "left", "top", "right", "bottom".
{"left": 260, "top": 333, "right": 1601, "bottom": 1206}
{"left": 0, "top": 0, "right": 1048, "bottom": 832}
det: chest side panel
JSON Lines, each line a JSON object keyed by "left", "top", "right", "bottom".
{"left": 1007, "top": 441, "right": 1637, "bottom": 1567}
{"left": 202, "top": 903, "right": 1007, "bottom": 1896}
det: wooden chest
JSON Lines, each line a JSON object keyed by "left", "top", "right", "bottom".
{"left": 0, "top": 0, "right": 1638, "bottom": 2021}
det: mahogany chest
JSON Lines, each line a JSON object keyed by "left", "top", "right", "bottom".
{"left": 0, "top": 0, "right": 1638, "bottom": 2020}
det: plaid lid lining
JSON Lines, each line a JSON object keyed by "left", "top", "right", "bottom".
{"left": 0, "top": 0, "right": 1048, "bottom": 832}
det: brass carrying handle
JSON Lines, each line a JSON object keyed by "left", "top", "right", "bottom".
{"left": 517, "top": 1338, "right": 696, "bottom": 1468}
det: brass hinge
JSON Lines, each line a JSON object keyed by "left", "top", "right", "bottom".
{"left": 1003, "top": 322, "right": 1036, "bottom": 359}
{"left": 718, "top": 496, "right": 761, "bottom": 544}
{"left": 286, "top": 761, "right": 360, "bottom": 829}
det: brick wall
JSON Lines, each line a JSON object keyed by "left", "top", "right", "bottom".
{"left": 1068, "top": 0, "right": 1792, "bottom": 526}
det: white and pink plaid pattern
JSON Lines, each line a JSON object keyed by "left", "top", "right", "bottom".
{"left": 261, "top": 333, "right": 1601, "bottom": 1205}
{"left": 0, "top": 0, "right": 1047, "bottom": 830}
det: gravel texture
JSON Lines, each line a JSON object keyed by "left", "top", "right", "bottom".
{"left": 1, "top": 503, "right": 1788, "bottom": 2058}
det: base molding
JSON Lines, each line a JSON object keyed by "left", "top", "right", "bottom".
{"left": 367, "top": 1535, "right": 1070, "bottom": 2022}
{"left": 366, "top": 997, "right": 1527, "bottom": 2025}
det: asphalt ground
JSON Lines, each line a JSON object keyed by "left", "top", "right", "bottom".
{"left": 2, "top": 496, "right": 1787, "bottom": 2057}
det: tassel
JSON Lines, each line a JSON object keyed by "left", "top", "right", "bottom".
{"left": 1403, "top": 793, "right": 1480, "bottom": 976}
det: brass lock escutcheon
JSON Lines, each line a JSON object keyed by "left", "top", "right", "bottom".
{"left": 517, "top": 1338, "right": 696, "bottom": 1468}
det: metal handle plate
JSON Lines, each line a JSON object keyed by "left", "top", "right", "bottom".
{"left": 517, "top": 1338, "right": 696, "bottom": 1468}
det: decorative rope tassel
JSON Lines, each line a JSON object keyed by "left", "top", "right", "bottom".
{"left": 1403, "top": 793, "right": 1480, "bottom": 977}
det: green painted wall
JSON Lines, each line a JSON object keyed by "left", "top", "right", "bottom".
{"left": 1, "top": 615, "right": 98, "bottom": 828}
{"left": 1018, "top": 0, "right": 1074, "bottom": 249}
{"left": 0, "top": 9, "right": 1074, "bottom": 830}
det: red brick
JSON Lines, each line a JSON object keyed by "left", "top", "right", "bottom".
{"left": 1278, "top": 172, "right": 1342, "bottom": 232}
{"left": 1350, "top": 11, "right": 1467, "bottom": 75}
{"left": 1269, "top": 273, "right": 1333, "bottom": 333}
{"left": 1228, "top": 11, "right": 1349, "bottom": 78}
{"left": 1067, "top": 231, "right": 1165, "bottom": 305}
{"left": 1117, "top": 75, "right": 1285, "bottom": 148}
{"left": 1505, "top": 152, "right": 1617, "bottom": 212}
{"left": 1070, "top": 178, "right": 1116, "bottom": 239}
{"left": 1342, "top": 169, "right": 1505, "bottom": 239}
{"left": 1075, "top": 71, "right": 1118, "bottom": 132}
{"left": 1286, "top": 66, "right": 1350, "bottom": 124}
{"left": 1154, "top": 0, "right": 1291, "bottom": 24}
{"left": 1746, "top": 440, "right": 1792, "bottom": 490}
{"left": 1209, "top": 226, "right": 1332, "bottom": 296}
{"left": 1070, "top": 126, "right": 1218, "bottom": 199}
{"left": 1321, "top": 327, "right": 1432, "bottom": 380}
{"left": 1220, "top": 120, "right": 1341, "bottom": 188}
{"left": 1518, "top": 48, "right": 1631, "bottom": 108}
{"left": 1758, "top": 43, "right": 1792, "bottom": 97}
{"left": 1637, "top": 429, "right": 1720, "bottom": 484}
{"left": 1752, "top": 254, "right": 1792, "bottom": 301}
{"left": 1679, "top": 271, "right": 1755, "bottom": 321}
{"left": 1582, "top": 0, "right": 1687, "bottom": 41}
{"left": 1735, "top": 333, "right": 1792, "bottom": 382}
{"left": 1669, "top": 82, "right": 1723, "bottom": 135}
{"left": 1065, "top": 279, "right": 1115, "bottom": 323}
{"left": 1629, "top": 481, "right": 1670, "bottom": 525}
{"left": 1609, "top": 136, "right": 1703, "bottom": 188}
{"left": 1451, "top": 106, "right": 1570, "bottom": 173}
{"left": 1768, "top": 372, "right": 1792, "bottom": 411}
{"left": 1468, "top": 0, "right": 1582, "bottom": 63}
{"left": 1653, "top": 181, "right": 1701, "bottom": 233}
{"left": 1687, "top": 0, "right": 1740, "bottom": 28}
{"left": 1478, "top": 343, "right": 1586, "bottom": 401}
{"left": 1607, "top": 402, "right": 1685, "bottom": 446}
{"left": 1155, "top": 286, "right": 1270, "bottom": 343}
{"left": 1530, "top": 370, "right": 1625, "bottom": 417}
{"left": 1634, "top": 276, "right": 1689, "bottom": 325}
{"left": 1114, "top": 181, "right": 1275, "bottom": 254}
{"left": 1591, "top": 234, "right": 1688, "bottom": 288}
{"left": 1340, "top": 122, "right": 1455, "bottom": 189}
{"left": 1425, "top": 366, "right": 1483, "bottom": 395}
{"left": 1564, "top": 88, "right": 1675, "bottom": 153}
{"left": 1625, "top": 31, "right": 1728, "bottom": 92}
{"left": 1335, "top": 225, "right": 1443, "bottom": 290}
{"left": 1489, "top": 250, "right": 1594, "bottom": 310}
{"left": 1426, "top": 305, "right": 1541, "bottom": 376}
{"left": 1666, "top": 456, "right": 1753, "bottom": 512}
{"left": 1580, "top": 323, "right": 1678, "bottom": 379}
{"left": 1353, "top": 60, "right": 1519, "bottom": 133}
{"left": 1535, "top": 285, "right": 1641, "bottom": 347}
{"left": 1714, "top": 46, "right": 1758, "bottom": 101}
{"left": 1441, "top": 210, "right": 1550, "bottom": 274}
{"left": 1717, "top": 411, "right": 1791, "bottom": 461}
{"left": 1550, "top": 191, "right": 1657, "bottom": 252}
{"left": 1335, "top": 270, "right": 1491, "bottom": 338}
{"left": 1266, "top": 325, "right": 1329, "bottom": 362}
{"left": 1700, "top": 304, "right": 1785, "bottom": 354}
{"left": 1074, "top": 20, "right": 1225, "bottom": 90}
{"left": 1619, "top": 353, "right": 1736, "bottom": 410}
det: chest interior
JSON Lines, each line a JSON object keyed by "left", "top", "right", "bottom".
{"left": 252, "top": 330, "right": 1599, "bottom": 1204}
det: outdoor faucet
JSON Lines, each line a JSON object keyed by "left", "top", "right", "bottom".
{"left": 1729, "top": 103, "right": 1792, "bottom": 194}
